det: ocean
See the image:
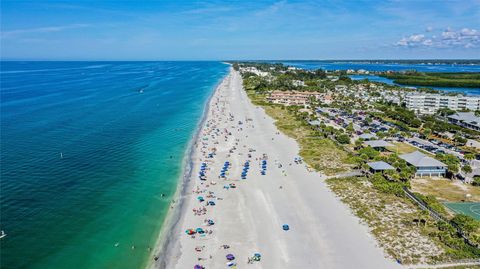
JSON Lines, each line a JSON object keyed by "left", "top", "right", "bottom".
{"left": 0, "top": 61, "right": 229, "bottom": 269}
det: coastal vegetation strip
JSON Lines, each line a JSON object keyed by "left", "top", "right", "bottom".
{"left": 245, "top": 90, "right": 354, "bottom": 175}
{"left": 380, "top": 72, "right": 480, "bottom": 88}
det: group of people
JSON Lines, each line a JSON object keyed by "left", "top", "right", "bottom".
{"left": 186, "top": 78, "right": 265, "bottom": 268}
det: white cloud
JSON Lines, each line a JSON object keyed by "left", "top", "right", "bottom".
{"left": 396, "top": 27, "right": 480, "bottom": 49}
{"left": 1, "top": 24, "right": 90, "bottom": 39}
{"left": 395, "top": 34, "right": 425, "bottom": 47}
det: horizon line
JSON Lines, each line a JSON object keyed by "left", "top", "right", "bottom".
{"left": 1, "top": 58, "right": 480, "bottom": 62}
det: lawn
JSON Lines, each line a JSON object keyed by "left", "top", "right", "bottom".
{"left": 411, "top": 177, "right": 480, "bottom": 203}
{"left": 387, "top": 142, "right": 433, "bottom": 156}
{"left": 387, "top": 142, "right": 418, "bottom": 154}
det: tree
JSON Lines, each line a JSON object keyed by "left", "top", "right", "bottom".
{"left": 473, "top": 176, "right": 480, "bottom": 186}
{"left": 336, "top": 134, "right": 350, "bottom": 144}
{"left": 437, "top": 107, "right": 456, "bottom": 117}
{"left": 346, "top": 123, "right": 354, "bottom": 134}
{"left": 358, "top": 146, "right": 380, "bottom": 160}
{"left": 464, "top": 153, "right": 475, "bottom": 161}
{"left": 354, "top": 138, "right": 364, "bottom": 148}
{"left": 436, "top": 153, "right": 460, "bottom": 174}
{"left": 463, "top": 165, "right": 473, "bottom": 174}
{"left": 452, "top": 214, "right": 480, "bottom": 236}
{"left": 454, "top": 135, "right": 467, "bottom": 146}
{"left": 421, "top": 128, "right": 432, "bottom": 138}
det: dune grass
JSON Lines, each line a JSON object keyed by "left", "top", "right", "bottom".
{"left": 246, "top": 90, "right": 354, "bottom": 175}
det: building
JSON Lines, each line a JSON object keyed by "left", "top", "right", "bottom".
{"left": 321, "top": 95, "right": 333, "bottom": 105}
{"left": 405, "top": 94, "right": 480, "bottom": 114}
{"left": 239, "top": 66, "right": 269, "bottom": 77}
{"left": 366, "top": 161, "right": 395, "bottom": 173}
{"left": 363, "top": 140, "right": 393, "bottom": 151}
{"left": 466, "top": 139, "right": 480, "bottom": 149}
{"left": 447, "top": 112, "right": 480, "bottom": 131}
{"left": 267, "top": 90, "right": 321, "bottom": 106}
{"left": 358, "top": 133, "right": 377, "bottom": 140}
{"left": 399, "top": 151, "right": 447, "bottom": 177}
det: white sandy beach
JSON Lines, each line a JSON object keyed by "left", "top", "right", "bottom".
{"left": 150, "top": 68, "right": 400, "bottom": 269}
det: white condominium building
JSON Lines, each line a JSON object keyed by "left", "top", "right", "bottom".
{"left": 405, "top": 94, "right": 480, "bottom": 114}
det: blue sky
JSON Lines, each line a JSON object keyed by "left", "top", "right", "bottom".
{"left": 1, "top": 0, "right": 479, "bottom": 60}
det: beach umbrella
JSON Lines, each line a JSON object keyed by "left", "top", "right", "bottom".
{"left": 226, "top": 254, "right": 235, "bottom": 260}
{"left": 208, "top": 219, "right": 215, "bottom": 225}
{"left": 282, "top": 224, "right": 290, "bottom": 231}
{"left": 196, "top": 228, "right": 205, "bottom": 234}
{"left": 197, "top": 196, "right": 204, "bottom": 202}
{"left": 194, "top": 265, "right": 204, "bottom": 269}
{"left": 185, "top": 229, "right": 196, "bottom": 235}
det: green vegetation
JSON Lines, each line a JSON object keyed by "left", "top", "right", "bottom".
{"left": 436, "top": 153, "right": 461, "bottom": 174}
{"left": 257, "top": 100, "right": 354, "bottom": 175}
{"left": 381, "top": 72, "right": 480, "bottom": 88}
{"left": 375, "top": 102, "right": 421, "bottom": 129}
{"left": 414, "top": 192, "right": 448, "bottom": 215}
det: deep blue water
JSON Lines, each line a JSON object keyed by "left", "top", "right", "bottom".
{"left": 0, "top": 61, "right": 228, "bottom": 269}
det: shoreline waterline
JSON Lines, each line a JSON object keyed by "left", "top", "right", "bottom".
{"left": 146, "top": 65, "right": 232, "bottom": 268}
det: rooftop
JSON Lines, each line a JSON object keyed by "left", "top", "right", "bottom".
{"left": 399, "top": 151, "right": 447, "bottom": 168}
{"left": 448, "top": 112, "right": 480, "bottom": 127}
{"left": 364, "top": 140, "right": 393, "bottom": 148}
{"left": 359, "top": 133, "right": 377, "bottom": 140}
{"left": 367, "top": 161, "right": 395, "bottom": 171}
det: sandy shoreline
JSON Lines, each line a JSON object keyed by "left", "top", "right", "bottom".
{"left": 149, "top": 68, "right": 401, "bottom": 269}
{"left": 146, "top": 66, "right": 230, "bottom": 269}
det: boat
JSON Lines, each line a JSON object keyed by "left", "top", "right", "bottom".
{"left": 0, "top": 230, "right": 6, "bottom": 239}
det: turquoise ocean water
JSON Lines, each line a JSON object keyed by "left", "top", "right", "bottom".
{"left": 0, "top": 61, "right": 228, "bottom": 269}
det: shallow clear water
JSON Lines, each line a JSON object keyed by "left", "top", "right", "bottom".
{"left": 0, "top": 61, "right": 228, "bottom": 269}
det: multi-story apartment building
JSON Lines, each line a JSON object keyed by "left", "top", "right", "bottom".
{"left": 405, "top": 94, "right": 480, "bottom": 114}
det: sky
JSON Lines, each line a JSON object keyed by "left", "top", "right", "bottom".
{"left": 1, "top": 0, "right": 479, "bottom": 60}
